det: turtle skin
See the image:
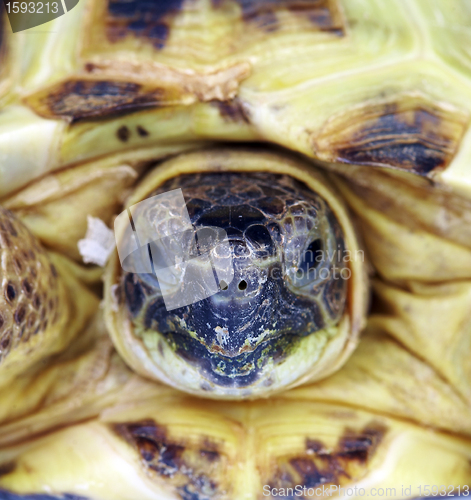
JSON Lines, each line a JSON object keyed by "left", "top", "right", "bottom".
{"left": 0, "top": 0, "right": 470, "bottom": 499}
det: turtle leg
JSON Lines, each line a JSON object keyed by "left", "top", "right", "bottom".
{"left": 0, "top": 207, "right": 99, "bottom": 389}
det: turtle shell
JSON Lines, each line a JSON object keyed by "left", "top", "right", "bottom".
{"left": 0, "top": 1, "right": 471, "bottom": 499}
{"left": 1, "top": 0, "right": 471, "bottom": 197}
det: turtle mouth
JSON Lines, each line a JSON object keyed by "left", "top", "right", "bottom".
{"left": 161, "top": 326, "right": 297, "bottom": 388}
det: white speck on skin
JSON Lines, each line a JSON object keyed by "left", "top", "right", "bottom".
{"left": 215, "top": 325, "right": 229, "bottom": 346}
{"left": 78, "top": 216, "right": 115, "bottom": 267}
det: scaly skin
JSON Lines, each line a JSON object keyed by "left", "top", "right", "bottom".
{"left": 0, "top": 207, "right": 76, "bottom": 387}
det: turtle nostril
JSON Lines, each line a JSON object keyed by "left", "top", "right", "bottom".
{"left": 220, "top": 280, "right": 229, "bottom": 291}
{"left": 238, "top": 280, "right": 247, "bottom": 291}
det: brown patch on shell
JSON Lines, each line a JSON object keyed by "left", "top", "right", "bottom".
{"left": 211, "top": 99, "right": 251, "bottom": 124}
{"left": 116, "top": 125, "right": 131, "bottom": 142}
{"left": 112, "top": 419, "right": 226, "bottom": 499}
{"left": 267, "top": 422, "right": 387, "bottom": 491}
{"left": 24, "top": 79, "right": 172, "bottom": 122}
{"left": 0, "top": 461, "right": 16, "bottom": 477}
{"left": 105, "top": 0, "right": 184, "bottom": 49}
{"left": 314, "top": 94, "right": 469, "bottom": 176}
{"left": 0, "top": 207, "right": 61, "bottom": 363}
{"left": 215, "top": 0, "right": 345, "bottom": 35}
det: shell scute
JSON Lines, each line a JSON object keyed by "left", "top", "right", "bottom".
{"left": 106, "top": 0, "right": 185, "bottom": 48}
{"left": 24, "top": 79, "right": 172, "bottom": 122}
{"left": 0, "top": 7, "right": 8, "bottom": 92}
{"left": 215, "top": 0, "right": 345, "bottom": 35}
{"left": 314, "top": 93, "right": 469, "bottom": 176}
{"left": 266, "top": 422, "right": 388, "bottom": 493}
{"left": 113, "top": 419, "right": 227, "bottom": 500}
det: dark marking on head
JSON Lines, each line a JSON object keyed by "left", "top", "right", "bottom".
{"left": 112, "top": 420, "right": 223, "bottom": 499}
{"left": 244, "top": 224, "right": 275, "bottom": 256}
{"left": 106, "top": 0, "right": 185, "bottom": 48}
{"left": 315, "top": 96, "right": 469, "bottom": 176}
{"left": 124, "top": 273, "right": 155, "bottom": 317}
{"left": 117, "top": 125, "right": 131, "bottom": 142}
{"left": 267, "top": 422, "right": 388, "bottom": 491}
{"left": 24, "top": 79, "right": 169, "bottom": 122}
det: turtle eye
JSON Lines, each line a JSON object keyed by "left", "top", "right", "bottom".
{"left": 296, "top": 238, "right": 324, "bottom": 281}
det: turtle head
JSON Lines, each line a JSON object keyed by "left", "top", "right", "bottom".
{"left": 108, "top": 150, "right": 367, "bottom": 399}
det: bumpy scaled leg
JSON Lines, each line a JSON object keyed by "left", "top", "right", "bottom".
{"left": 0, "top": 207, "right": 98, "bottom": 388}
{"left": 0, "top": 205, "right": 124, "bottom": 449}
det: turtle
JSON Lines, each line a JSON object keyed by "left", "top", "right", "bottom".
{"left": 0, "top": 0, "right": 471, "bottom": 498}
